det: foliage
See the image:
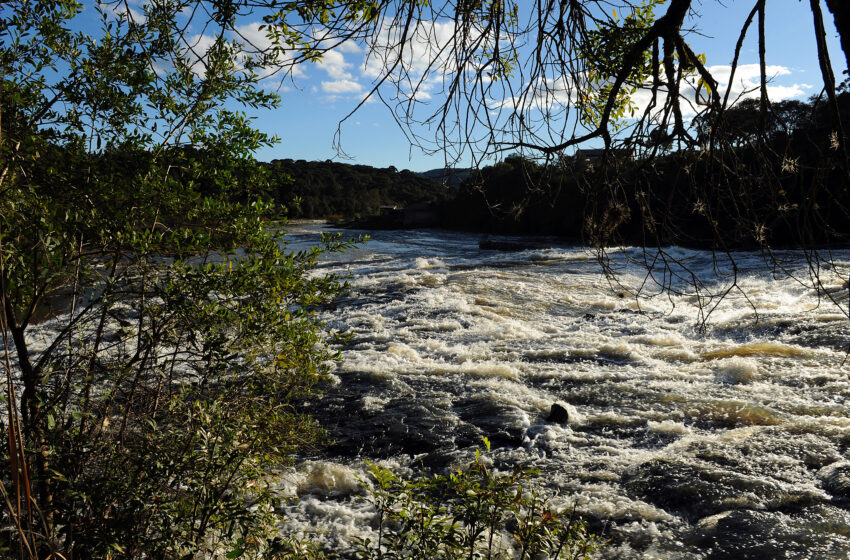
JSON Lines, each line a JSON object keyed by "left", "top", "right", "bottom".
{"left": 0, "top": 0, "right": 359, "bottom": 557}
{"left": 579, "top": 0, "right": 667, "bottom": 128}
{"left": 355, "top": 441, "right": 602, "bottom": 560}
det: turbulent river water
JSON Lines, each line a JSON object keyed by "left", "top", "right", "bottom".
{"left": 278, "top": 222, "right": 850, "bottom": 559}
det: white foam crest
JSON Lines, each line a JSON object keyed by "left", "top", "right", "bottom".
{"left": 574, "top": 484, "right": 676, "bottom": 523}
{"left": 286, "top": 461, "right": 366, "bottom": 496}
{"left": 360, "top": 395, "right": 389, "bottom": 412}
{"left": 634, "top": 332, "right": 689, "bottom": 347}
{"left": 454, "top": 360, "right": 521, "bottom": 379}
{"left": 713, "top": 357, "right": 760, "bottom": 385}
{"left": 648, "top": 347, "right": 700, "bottom": 362}
{"left": 414, "top": 257, "right": 446, "bottom": 269}
{"left": 647, "top": 420, "right": 691, "bottom": 435}
{"left": 277, "top": 494, "right": 377, "bottom": 553}
{"left": 386, "top": 342, "right": 420, "bottom": 361}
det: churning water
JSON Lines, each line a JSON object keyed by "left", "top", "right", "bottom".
{"left": 279, "top": 222, "right": 850, "bottom": 559}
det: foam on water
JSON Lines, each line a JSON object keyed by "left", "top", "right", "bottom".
{"left": 285, "top": 226, "right": 850, "bottom": 557}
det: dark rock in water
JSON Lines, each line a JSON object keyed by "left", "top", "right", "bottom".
{"left": 547, "top": 402, "right": 570, "bottom": 424}
{"left": 690, "top": 505, "right": 850, "bottom": 559}
{"left": 819, "top": 461, "right": 850, "bottom": 500}
{"left": 623, "top": 458, "right": 821, "bottom": 521}
{"left": 453, "top": 397, "right": 527, "bottom": 448}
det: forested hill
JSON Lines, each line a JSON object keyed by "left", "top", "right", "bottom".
{"left": 264, "top": 158, "right": 452, "bottom": 219}
{"left": 416, "top": 167, "right": 474, "bottom": 188}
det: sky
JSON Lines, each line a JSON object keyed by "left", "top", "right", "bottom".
{"left": 243, "top": 1, "right": 848, "bottom": 171}
{"left": 92, "top": 1, "right": 850, "bottom": 172}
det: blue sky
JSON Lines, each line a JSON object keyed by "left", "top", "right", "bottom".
{"left": 88, "top": 1, "right": 849, "bottom": 171}
{"left": 239, "top": 1, "right": 847, "bottom": 171}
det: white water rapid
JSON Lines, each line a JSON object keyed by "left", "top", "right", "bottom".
{"left": 279, "top": 222, "right": 850, "bottom": 559}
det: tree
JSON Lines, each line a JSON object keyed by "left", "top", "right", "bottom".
{"left": 0, "top": 1, "right": 365, "bottom": 556}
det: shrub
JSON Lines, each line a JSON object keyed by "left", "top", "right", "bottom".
{"left": 355, "top": 441, "right": 602, "bottom": 560}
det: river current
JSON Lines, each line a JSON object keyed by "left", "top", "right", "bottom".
{"left": 278, "top": 222, "right": 850, "bottom": 559}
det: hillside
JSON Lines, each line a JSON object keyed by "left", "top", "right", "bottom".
{"left": 265, "top": 159, "right": 452, "bottom": 219}
{"left": 415, "top": 167, "right": 473, "bottom": 188}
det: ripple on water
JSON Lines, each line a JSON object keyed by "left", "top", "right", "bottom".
{"left": 283, "top": 225, "right": 850, "bottom": 559}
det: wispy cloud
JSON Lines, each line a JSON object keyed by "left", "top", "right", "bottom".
{"left": 706, "top": 63, "right": 811, "bottom": 102}
{"left": 321, "top": 79, "right": 364, "bottom": 94}
{"left": 232, "top": 22, "right": 306, "bottom": 79}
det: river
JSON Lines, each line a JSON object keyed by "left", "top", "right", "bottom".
{"left": 277, "top": 221, "right": 850, "bottom": 559}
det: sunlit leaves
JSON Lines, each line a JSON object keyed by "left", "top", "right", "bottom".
{"left": 577, "top": 0, "right": 662, "bottom": 128}
{"left": 356, "top": 445, "right": 602, "bottom": 559}
{"left": 0, "top": 1, "right": 359, "bottom": 557}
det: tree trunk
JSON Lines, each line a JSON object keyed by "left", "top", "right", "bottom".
{"left": 824, "top": 0, "right": 850, "bottom": 76}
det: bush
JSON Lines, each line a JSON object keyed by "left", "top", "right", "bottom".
{"left": 1, "top": 2, "right": 362, "bottom": 556}
{"left": 355, "top": 441, "right": 602, "bottom": 560}
{"left": 0, "top": 194, "right": 357, "bottom": 558}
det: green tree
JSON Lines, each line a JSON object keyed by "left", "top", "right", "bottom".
{"left": 0, "top": 0, "right": 366, "bottom": 556}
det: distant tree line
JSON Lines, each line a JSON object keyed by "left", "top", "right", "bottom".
{"left": 442, "top": 90, "right": 850, "bottom": 249}
{"left": 264, "top": 158, "right": 452, "bottom": 219}
{"left": 257, "top": 89, "right": 850, "bottom": 250}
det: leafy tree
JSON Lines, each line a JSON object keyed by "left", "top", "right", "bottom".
{"left": 0, "top": 0, "right": 366, "bottom": 557}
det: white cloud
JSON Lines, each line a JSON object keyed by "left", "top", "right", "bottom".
{"left": 184, "top": 33, "right": 218, "bottom": 77}
{"left": 705, "top": 63, "right": 805, "bottom": 103}
{"left": 764, "top": 83, "right": 813, "bottom": 99}
{"left": 321, "top": 79, "right": 364, "bottom": 93}
{"left": 336, "top": 41, "right": 362, "bottom": 55}
{"left": 234, "top": 23, "right": 274, "bottom": 51}
{"left": 603, "top": 63, "right": 812, "bottom": 119}
{"left": 707, "top": 64, "right": 790, "bottom": 87}
{"left": 363, "top": 20, "right": 460, "bottom": 79}
{"left": 360, "top": 18, "right": 495, "bottom": 103}
{"left": 232, "top": 22, "right": 306, "bottom": 78}
{"left": 318, "top": 49, "right": 353, "bottom": 80}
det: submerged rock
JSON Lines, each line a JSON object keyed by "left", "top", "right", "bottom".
{"left": 819, "top": 461, "right": 850, "bottom": 500}
{"left": 690, "top": 506, "right": 850, "bottom": 559}
{"left": 453, "top": 397, "right": 528, "bottom": 448}
{"left": 623, "top": 458, "right": 821, "bottom": 521}
{"left": 547, "top": 402, "right": 570, "bottom": 424}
